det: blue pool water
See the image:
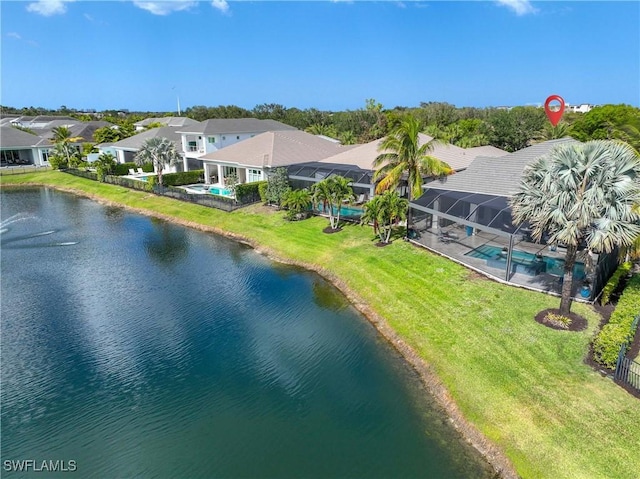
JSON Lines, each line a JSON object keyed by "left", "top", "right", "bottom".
{"left": 312, "top": 204, "right": 363, "bottom": 218}
{"left": 465, "top": 244, "right": 585, "bottom": 278}
{"left": 183, "top": 184, "right": 233, "bottom": 196}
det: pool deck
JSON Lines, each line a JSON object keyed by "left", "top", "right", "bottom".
{"left": 410, "top": 224, "right": 592, "bottom": 301}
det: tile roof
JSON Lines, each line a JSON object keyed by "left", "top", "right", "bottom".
{"left": 0, "top": 126, "right": 51, "bottom": 148}
{"left": 317, "top": 133, "right": 496, "bottom": 172}
{"left": 199, "top": 130, "right": 346, "bottom": 168}
{"left": 177, "top": 118, "right": 297, "bottom": 135}
{"left": 134, "top": 117, "right": 199, "bottom": 128}
{"left": 424, "top": 138, "right": 580, "bottom": 198}
{"left": 110, "top": 126, "right": 183, "bottom": 151}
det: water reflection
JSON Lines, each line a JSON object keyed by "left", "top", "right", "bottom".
{"left": 143, "top": 218, "right": 189, "bottom": 266}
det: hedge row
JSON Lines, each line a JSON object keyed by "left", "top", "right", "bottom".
{"left": 592, "top": 273, "right": 640, "bottom": 368}
{"left": 600, "top": 262, "right": 632, "bottom": 304}
{"left": 159, "top": 170, "right": 204, "bottom": 187}
{"left": 235, "top": 181, "right": 267, "bottom": 203}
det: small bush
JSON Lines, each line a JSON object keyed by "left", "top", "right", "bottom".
{"left": 544, "top": 312, "right": 572, "bottom": 329}
{"left": 600, "top": 262, "right": 632, "bottom": 304}
{"left": 592, "top": 274, "right": 640, "bottom": 368}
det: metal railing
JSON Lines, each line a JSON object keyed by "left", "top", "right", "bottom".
{"left": 614, "top": 314, "right": 640, "bottom": 392}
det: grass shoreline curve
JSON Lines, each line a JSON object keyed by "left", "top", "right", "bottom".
{"left": 2, "top": 171, "right": 639, "bottom": 479}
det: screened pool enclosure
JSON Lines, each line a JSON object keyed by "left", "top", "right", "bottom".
{"left": 409, "top": 188, "right": 618, "bottom": 302}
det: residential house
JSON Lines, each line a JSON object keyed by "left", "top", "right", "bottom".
{"left": 0, "top": 126, "right": 52, "bottom": 166}
{"left": 198, "top": 130, "right": 347, "bottom": 187}
{"left": 408, "top": 138, "right": 617, "bottom": 300}
{"left": 109, "top": 126, "right": 185, "bottom": 172}
{"left": 287, "top": 134, "right": 507, "bottom": 201}
{"left": 177, "top": 118, "right": 297, "bottom": 171}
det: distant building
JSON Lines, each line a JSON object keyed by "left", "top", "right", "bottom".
{"left": 565, "top": 103, "right": 596, "bottom": 114}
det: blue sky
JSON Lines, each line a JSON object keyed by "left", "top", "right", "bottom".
{"left": 2, "top": 1, "right": 639, "bottom": 112}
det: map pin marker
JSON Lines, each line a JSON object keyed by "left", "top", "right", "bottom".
{"left": 544, "top": 95, "right": 565, "bottom": 127}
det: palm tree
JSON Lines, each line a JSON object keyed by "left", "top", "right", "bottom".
{"left": 361, "top": 191, "right": 408, "bottom": 243}
{"left": 311, "top": 175, "right": 355, "bottom": 230}
{"left": 373, "top": 115, "right": 453, "bottom": 234}
{"left": 49, "top": 126, "right": 83, "bottom": 168}
{"left": 535, "top": 121, "right": 571, "bottom": 141}
{"left": 282, "top": 189, "right": 312, "bottom": 220}
{"left": 134, "top": 137, "right": 182, "bottom": 186}
{"left": 510, "top": 140, "right": 640, "bottom": 315}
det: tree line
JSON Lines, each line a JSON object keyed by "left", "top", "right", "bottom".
{"left": 3, "top": 101, "right": 638, "bottom": 152}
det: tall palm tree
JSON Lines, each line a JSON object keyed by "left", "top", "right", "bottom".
{"left": 510, "top": 140, "right": 640, "bottom": 315}
{"left": 373, "top": 115, "right": 453, "bottom": 233}
{"left": 134, "top": 137, "right": 182, "bottom": 186}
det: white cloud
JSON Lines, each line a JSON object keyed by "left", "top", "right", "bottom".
{"left": 84, "top": 13, "right": 94, "bottom": 22}
{"left": 495, "top": 0, "right": 538, "bottom": 16}
{"left": 211, "top": 0, "right": 229, "bottom": 13}
{"left": 132, "top": 1, "right": 197, "bottom": 16}
{"left": 26, "top": 0, "right": 75, "bottom": 16}
{"left": 7, "top": 32, "right": 22, "bottom": 40}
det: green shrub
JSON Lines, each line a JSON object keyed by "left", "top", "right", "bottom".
{"left": 235, "top": 181, "right": 266, "bottom": 203}
{"left": 600, "top": 262, "right": 632, "bottom": 304}
{"left": 161, "top": 170, "right": 204, "bottom": 187}
{"left": 113, "top": 162, "right": 137, "bottom": 176}
{"left": 592, "top": 274, "right": 640, "bottom": 368}
{"left": 258, "top": 181, "right": 268, "bottom": 204}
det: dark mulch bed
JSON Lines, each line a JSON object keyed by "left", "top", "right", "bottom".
{"left": 375, "top": 241, "right": 392, "bottom": 247}
{"left": 322, "top": 226, "right": 342, "bottom": 234}
{"left": 534, "top": 308, "right": 588, "bottom": 332}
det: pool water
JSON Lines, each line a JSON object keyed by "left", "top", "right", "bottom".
{"left": 182, "top": 184, "right": 233, "bottom": 196}
{"left": 466, "top": 244, "right": 585, "bottom": 277}
{"left": 312, "top": 204, "right": 363, "bottom": 218}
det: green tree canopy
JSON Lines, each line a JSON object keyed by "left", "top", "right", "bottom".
{"left": 570, "top": 104, "right": 640, "bottom": 150}
{"left": 484, "top": 106, "right": 546, "bottom": 152}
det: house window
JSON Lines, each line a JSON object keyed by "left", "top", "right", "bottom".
{"left": 222, "top": 136, "right": 226, "bottom": 141}
{"left": 41, "top": 149, "right": 49, "bottom": 162}
{"left": 247, "top": 169, "right": 262, "bottom": 183}
{"left": 188, "top": 141, "right": 197, "bottom": 152}
{"left": 208, "top": 137, "right": 216, "bottom": 144}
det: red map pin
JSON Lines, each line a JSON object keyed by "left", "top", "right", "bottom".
{"left": 544, "top": 95, "right": 565, "bottom": 127}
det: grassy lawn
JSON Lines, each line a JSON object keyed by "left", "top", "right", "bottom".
{"left": 3, "top": 171, "right": 640, "bottom": 479}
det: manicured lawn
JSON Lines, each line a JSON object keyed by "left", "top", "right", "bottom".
{"left": 3, "top": 171, "right": 640, "bottom": 479}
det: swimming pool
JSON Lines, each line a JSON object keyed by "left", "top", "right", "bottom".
{"left": 182, "top": 184, "right": 233, "bottom": 196}
{"left": 465, "top": 244, "right": 585, "bottom": 278}
{"left": 312, "top": 204, "right": 363, "bottom": 218}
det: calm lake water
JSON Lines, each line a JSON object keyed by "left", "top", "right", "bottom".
{"left": 1, "top": 188, "right": 493, "bottom": 478}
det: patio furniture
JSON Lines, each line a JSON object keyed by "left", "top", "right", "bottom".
{"left": 128, "top": 168, "right": 136, "bottom": 175}
{"left": 137, "top": 168, "right": 144, "bottom": 174}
